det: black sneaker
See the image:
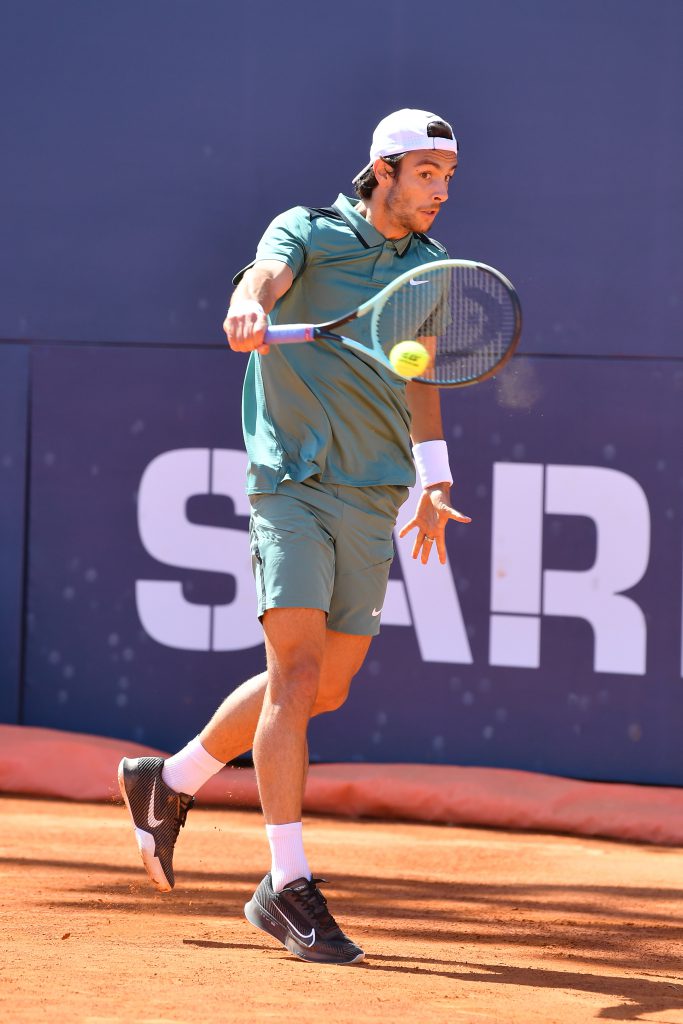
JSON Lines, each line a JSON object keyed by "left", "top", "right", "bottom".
{"left": 244, "top": 873, "right": 364, "bottom": 965}
{"left": 117, "top": 756, "right": 194, "bottom": 892}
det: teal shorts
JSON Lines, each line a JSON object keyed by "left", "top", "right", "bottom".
{"left": 248, "top": 478, "right": 409, "bottom": 636}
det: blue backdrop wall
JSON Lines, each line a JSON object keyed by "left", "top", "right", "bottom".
{"left": 1, "top": 0, "right": 682, "bottom": 782}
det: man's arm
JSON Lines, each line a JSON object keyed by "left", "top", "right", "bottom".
{"left": 400, "top": 381, "right": 471, "bottom": 565}
{"left": 223, "top": 259, "right": 294, "bottom": 354}
{"left": 405, "top": 378, "right": 444, "bottom": 445}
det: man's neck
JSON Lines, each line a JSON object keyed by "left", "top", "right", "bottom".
{"left": 355, "top": 198, "right": 409, "bottom": 241}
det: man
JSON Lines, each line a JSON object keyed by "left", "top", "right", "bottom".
{"left": 119, "top": 109, "right": 470, "bottom": 965}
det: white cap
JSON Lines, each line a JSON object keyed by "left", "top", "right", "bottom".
{"left": 352, "top": 108, "right": 458, "bottom": 185}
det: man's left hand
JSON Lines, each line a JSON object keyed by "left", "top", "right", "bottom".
{"left": 398, "top": 485, "right": 471, "bottom": 565}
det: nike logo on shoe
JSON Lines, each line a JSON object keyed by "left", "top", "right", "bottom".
{"left": 409, "top": 279, "right": 429, "bottom": 286}
{"left": 271, "top": 903, "right": 316, "bottom": 947}
{"left": 372, "top": 607, "right": 382, "bottom": 617}
{"left": 147, "top": 779, "right": 165, "bottom": 829}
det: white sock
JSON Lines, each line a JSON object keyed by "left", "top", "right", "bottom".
{"left": 266, "top": 821, "right": 312, "bottom": 892}
{"left": 161, "top": 736, "right": 224, "bottom": 796}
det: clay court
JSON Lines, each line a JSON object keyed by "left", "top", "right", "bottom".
{"left": 3, "top": 795, "right": 683, "bottom": 1024}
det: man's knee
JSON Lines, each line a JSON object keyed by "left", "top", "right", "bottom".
{"left": 313, "top": 681, "right": 351, "bottom": 715}
{"left": 269, "top": 653, "right": 322, "bottom": 704}
{"left": 311, "top": 628, "right": 372, "bottom": 714}
{"left": 263, "top": 608, "right": 327, "bottom": 699}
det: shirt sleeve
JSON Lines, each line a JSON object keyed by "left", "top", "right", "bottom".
{"left": 232, "top": 207, "right": 311, "bottom": 285}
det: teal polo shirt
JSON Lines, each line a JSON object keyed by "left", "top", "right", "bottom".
{"left": 237, "top": 193, "right": 448, "bottom": 494}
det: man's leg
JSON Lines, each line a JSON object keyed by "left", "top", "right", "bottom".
{"left": 198, "top": 627, "right": 370, "bottom": 764}
{"left": 118, "top": 625, "right": 371, "bottom": 892}
{"left": 245, "top": 609, "right": 368, "bottom": 965}
{"left": 249, "top": 607, "right": 326, "bottom": 890}
{"left": 254, "top": 606, "right": 326, "bottom": 825}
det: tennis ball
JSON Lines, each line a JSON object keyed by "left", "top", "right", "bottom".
{"left": 389, "top": 340, "right": 430, "bottom": 378}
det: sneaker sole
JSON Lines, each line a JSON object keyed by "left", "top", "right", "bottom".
{"left": 244, "top": 897, "right": 364, "bottom": 965}
{"left": 117, "top": 759, "right": 173, "bottom": 893}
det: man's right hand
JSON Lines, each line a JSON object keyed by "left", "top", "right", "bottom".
{"left": 223, "top": 299, "right": 270, "bottom": 354}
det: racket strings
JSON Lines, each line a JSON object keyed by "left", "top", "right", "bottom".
{"left": 374, "top": 265, "right": 518, "bottom": 386}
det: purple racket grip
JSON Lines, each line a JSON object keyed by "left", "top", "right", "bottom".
{"left": 265, "top": 324, "right": 316, "bottom": 344}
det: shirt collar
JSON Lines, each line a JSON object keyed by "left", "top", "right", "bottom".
{"left": 332, "top": 193, "right": 413, "bottom": 256}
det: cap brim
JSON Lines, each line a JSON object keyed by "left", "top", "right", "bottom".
{"left": 351, "top": 160, "right": 373, "bottom": 186}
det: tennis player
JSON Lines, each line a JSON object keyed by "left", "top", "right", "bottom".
{"left": 119, "top": 109, "right": 470, "bottom": 965}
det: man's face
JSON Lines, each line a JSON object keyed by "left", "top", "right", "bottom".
{"left": 384, "top": 149, "right": 457, "bottom": 234}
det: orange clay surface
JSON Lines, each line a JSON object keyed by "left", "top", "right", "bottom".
{"left": 2, "top": 796, "right": 683, "bottom": 1024}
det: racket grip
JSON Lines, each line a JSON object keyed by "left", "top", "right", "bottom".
{"left": 265, "top": 324, "right": 316, "bottom": 345}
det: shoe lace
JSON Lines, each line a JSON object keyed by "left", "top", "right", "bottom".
{"left": 171, "top": 794, "right": 194, "bottom": 839}
{"left": 292, "top": 878, "right": 337, "bottom": 930}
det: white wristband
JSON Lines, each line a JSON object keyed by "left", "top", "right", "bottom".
{"left": 412, "top": 440, "right": 453, "bottom": 488}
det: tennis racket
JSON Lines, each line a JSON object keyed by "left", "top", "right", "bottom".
{"left": 264, "top": 258, "right": 522, "bottom": 387}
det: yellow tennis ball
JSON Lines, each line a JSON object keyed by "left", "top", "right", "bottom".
{"left": 389, "top": 340, "right": 430, "bottom": 378}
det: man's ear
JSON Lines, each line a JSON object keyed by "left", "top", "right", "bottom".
{"left": 372, "top": 158, "right": 394, "bottom": 189}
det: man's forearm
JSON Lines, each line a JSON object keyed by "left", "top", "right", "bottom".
{"left": 406, "top": 380, "right": 445, "bottom": 443}
{"left": 231, "top": 271, "right": 278, "bottom": 316}
{"left": 406, "top": 382, "right": 453, "bottom": 489}
{"left": 230, "top": 261, "right": 294, "bottom": 316}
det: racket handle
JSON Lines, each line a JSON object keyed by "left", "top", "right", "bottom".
{"left": 265, "top": 324, "right": 316, "bottom": 345}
